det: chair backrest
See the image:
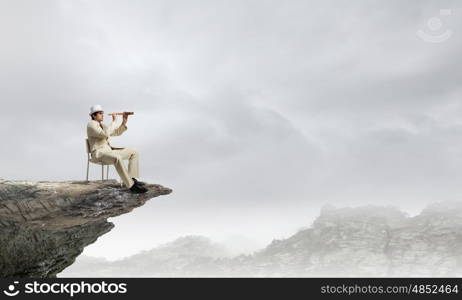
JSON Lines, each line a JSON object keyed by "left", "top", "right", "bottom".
{"left": 85, "top": 138, "right": 90, "bottom": 154}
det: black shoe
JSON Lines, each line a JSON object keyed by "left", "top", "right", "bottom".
{"left": 132, "top": 177, "right": 146, "bottom": 186}
{"left": 129, "top": 182, "right": 148, "bottom": 193}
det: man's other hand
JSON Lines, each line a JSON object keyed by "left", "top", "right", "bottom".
{"left": 122, "top": 112, "right": 129, "bottom": 125}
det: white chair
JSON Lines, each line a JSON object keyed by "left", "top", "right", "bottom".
{"left": 85, "top": 138, "right": 110, "bottom": 181}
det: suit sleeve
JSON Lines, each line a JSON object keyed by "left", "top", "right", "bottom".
{"left": 87, "top": 121, "right": 111, "bottom": 139}
{"left": 111, "top": 123, "right": 127, "bottom": 136}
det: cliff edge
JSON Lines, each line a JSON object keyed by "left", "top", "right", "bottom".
{"left": 0, "top": 179, "right": 172, "bottom": 278}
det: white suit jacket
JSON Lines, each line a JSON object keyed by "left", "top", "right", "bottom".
{"left": 87, "top": 120, "right": 127, "bottom": 156}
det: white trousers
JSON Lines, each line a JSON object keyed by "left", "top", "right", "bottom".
{"left": 93, "top": 146, "right": 139, "bottom": 188}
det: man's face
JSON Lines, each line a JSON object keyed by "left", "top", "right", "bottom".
{"left": 94, "top": 111, "right": 104, "bottom": 122}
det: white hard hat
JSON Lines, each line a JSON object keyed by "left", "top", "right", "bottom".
{"left": 89, "top": 104, "right": 104, "bottom": 116}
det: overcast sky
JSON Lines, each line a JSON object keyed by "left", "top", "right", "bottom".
{"left": 1, "top": 0, "right": 461, "bottom": 259}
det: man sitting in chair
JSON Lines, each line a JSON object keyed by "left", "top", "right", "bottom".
{"left": 87, "top": 104, "right": 147, "bottom": 193}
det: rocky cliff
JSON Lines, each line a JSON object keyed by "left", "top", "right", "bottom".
{"left": 62, "top": 201, "right": 462, "bottom": 277}
{"left": 238, "top": 201, "right": 462, "bottom": 277}
{"left": 0, "top": 178, "right": 172, "bottom": 278}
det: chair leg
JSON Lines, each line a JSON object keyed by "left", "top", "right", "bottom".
{"left": 101, "top": 165, "right": 104, "bottom": 182}
{"left": 86, "top": 159, "right": 90, "bottom": 182}
{"left": 106, "top": 165, "right": 109, "bottom": 180}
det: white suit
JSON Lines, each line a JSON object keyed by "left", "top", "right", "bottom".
{"left": 86, "top": 119, "right": 138, "bottom": 188}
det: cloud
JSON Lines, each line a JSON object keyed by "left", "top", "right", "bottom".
{"left": 1, "top": 0, "right": 462, "bottom": 258}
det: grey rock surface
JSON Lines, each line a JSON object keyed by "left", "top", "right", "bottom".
{"left": 62, "top": 201, "right": 462, "bottom": 277}
{"left": 0, "top": 179, "right": 172, "bottom": 278}
{"left": 241, "top": 202, "right": 462, "bottom": 277}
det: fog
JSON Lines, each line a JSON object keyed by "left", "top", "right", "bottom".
{"left": 0, "top": 0, "right": 461, "bottom": 260}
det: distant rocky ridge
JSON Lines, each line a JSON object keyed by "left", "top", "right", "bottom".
{"left": 0, "top": 179, "right": 172, "bottom": 277}
{"left": 61, "top": 201, "right": 462, "bottom": 277}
